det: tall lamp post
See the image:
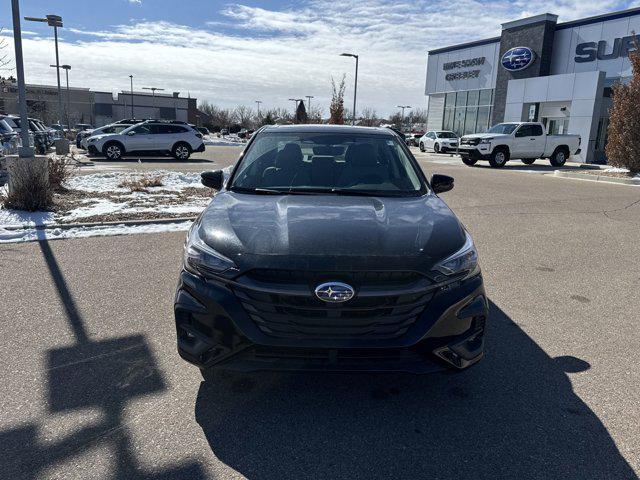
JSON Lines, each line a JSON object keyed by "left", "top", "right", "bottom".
{"left": 129, "top": 75, "right": 134, "bottom": 118}
{"left": 11, "top": 0, "right": 32, "bottom": 157}
{"left": 51, "top": 64, "right": 70, "bottom": 128}
{"left": 397, "top": 105, "right": 412, "bottom": 131}
{"left": 25, "top": 14, "right": 64, "bottom": 127}
{"left": 255, "top": 100, "right": 262, "bottom": 117}
{"left": 142, "top": 86, "right": 165, "bottom": 115}
{"left": 340, "top": 53, "right": 358, "bottom": 125}
{"left": 305, "top": 95, "right": 314, "bottom": 112}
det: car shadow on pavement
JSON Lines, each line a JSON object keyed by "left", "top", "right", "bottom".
{"left": 0, "top": 238, "right": 207, "bottom": 480}
{"left": 194, "top": 300, "right": 638, "bottom": 480}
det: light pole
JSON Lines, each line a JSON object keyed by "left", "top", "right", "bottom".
{"left": 52, "top": 64, "right": 70, "bottom": 128}
{"left": 142, "top": 86, "right": 165, "bottom": 115}
{"left": 11, "top": 0, "right": 32, "bottom": 157}
{"left": 129, "top": 75, "right": 134, "bottom": 118}
{"left": 397, "top": 105, "right": 412, "bottom": 132}
{"left": 25, "top": 14, "right": 64, "bottom": 127}
{"left": 340, "top": 53, "right": 358, "bottom": 125}
{"left": 305, "top": 95, "right": 314, "bottom": 112}
{"left": 255, "top": 100, "right": 262, "bottom": 117}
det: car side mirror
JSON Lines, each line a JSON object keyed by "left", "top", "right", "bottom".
{"left": 430, "top": 174, "right": 454, "bottom": 194}
{"left": 127, "top": 131, "right": 136, "bottom": 136}
{"left": 201, "top": 170, "right": 224, "bottom": 190}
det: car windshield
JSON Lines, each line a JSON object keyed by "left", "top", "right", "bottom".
{"left": 437, "top": 132, "right": 457, "bottom": 138}
{"left": 488, "top": 123, "right": 518, "bottom": 134}
{"left": 229, "top": 131, "right": 426, "bottom": 196}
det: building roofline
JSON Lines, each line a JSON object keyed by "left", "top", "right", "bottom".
{"left": 427, "top": 6, "right": 640, "bottom": 56}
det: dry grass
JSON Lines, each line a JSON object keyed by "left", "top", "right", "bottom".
{"left": 2, "top": 158, "right": 52, "bottom": 211}
{"left": 118, "top": 175, "right": 165, "bottom": 192}
{"left": 49, "top": 155, "right": 77, "bottom": 192}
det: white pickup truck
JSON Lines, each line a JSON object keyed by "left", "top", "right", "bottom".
{"left": 457, "top": 122, "right": 581, "bottom": 168}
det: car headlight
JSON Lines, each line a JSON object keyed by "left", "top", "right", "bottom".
{"left": 433, "top": 231, "right": 479, "bottom": 277}
{"left": 88, "top": 138, "right": 97, "bottom": 143}
{"left": 479, "top": 138, "right": 493, "bottom": 144}
{"left": 183, "top": 224, "right": 237, "bottom": 278}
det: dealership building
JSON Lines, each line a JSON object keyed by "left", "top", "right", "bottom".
{"left": 424, "top": 7, "right": 640, "bottom": 163}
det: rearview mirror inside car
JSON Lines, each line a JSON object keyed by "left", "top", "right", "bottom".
{"left": 430, "top": 174, "right": 454, "bottom": 194}
{"left": 201, "top": 170, "right": 224, "bottom": 190}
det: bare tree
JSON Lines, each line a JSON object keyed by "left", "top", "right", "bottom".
{"left": 329, "top": 75, "right": 346, "bottom": 124}
{"left": 308, "top": 105, "right": 324, "bottom": 124}
{"left": 408, "top": 108, "right": 427, "bottom": 126}
{"left": 233, "top": 105, "right": 254, "bottom": 128}
{"left": 0, "top": 28, "right": 12, "bottom": 70}
{"left": 606, "top": 36, "right": 640, "bottom": 174}
{"left": 359, "top": 107, "right": 379, "bottom": 127}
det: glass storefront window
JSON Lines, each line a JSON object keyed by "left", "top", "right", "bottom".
{"left": 464, "top": 107, "right": 477, "bottom": 135}
{"left": 479, "top": 89, "right": 492, "bottom": 106}
{"left": 455, "top": 91, "right": 467, "bottom": 107}
{"left": 445, "top": 92, "right": 456, "bottom": 109}
{"left": 476, "top": 106, "right": 491, "bottom": 133}
{"left": 467, "top": 90, "right": 479, "bottom": 106}
{"left": 453, "top": 108, "right": 465, "bottom": 135}
{"left": 442, "top": 89, "right": 494, "bottom": 135}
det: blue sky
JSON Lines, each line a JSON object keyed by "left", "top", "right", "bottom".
{"left": 2, "top": 0, "right": 639, "bottom": 116}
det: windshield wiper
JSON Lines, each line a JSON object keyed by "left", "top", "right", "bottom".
{"left": 231, "top": 186, "right": 319, "bottom": 195}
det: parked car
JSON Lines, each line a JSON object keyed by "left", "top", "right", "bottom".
{"left": 174, "top": 124, "right": 488, "bottom": 376}
{"left": 74, "top": 124, "right": 95, "bottom": 148}
{"left": 457, "top": 122, "right": 581, "bottom": 168}
{"left": 87, "top": 120, "right": 205, "bottom": 160}
{"left": 0, "top": 116, "right": 20, "bottom": 156}
{"left": 220, "top": 128, "right": 229, "bottom": 136}
{"left": 419, "top": 131, "right": 459, "bottom": 153}
{"left": 3, "top": 115, "right": 36, "bottom": 151}
{"left": 80, "top": 123, "right": 133, "bottom": 150}
{"left": 196, "top": 127, "right": 210, "bottom": 136}
{"left": 405, "top": 132, "right": 424, "bottom": 147}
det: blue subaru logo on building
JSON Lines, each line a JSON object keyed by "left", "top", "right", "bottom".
{"left": 501, "top": 47, "right": 536, "bottom": 71}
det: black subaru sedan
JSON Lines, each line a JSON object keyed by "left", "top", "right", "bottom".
{"left": 174, "top": 125, "right": 488, "bottom": 376}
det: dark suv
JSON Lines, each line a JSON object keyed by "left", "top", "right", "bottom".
{"left": 174, "top": 125, "right": 488, "bottom": 375}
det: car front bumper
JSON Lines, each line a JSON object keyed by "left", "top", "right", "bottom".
{"left": 174, "top": 270, "right": 488, "bottom": 373}
{"left": 194, "top": 142, "right": 206, "bottom": 153}
{"left": 457, "top": 145, "right": 491, "bottom": 160}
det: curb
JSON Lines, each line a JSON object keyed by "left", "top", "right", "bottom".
{"left": 553, "top": 170, "right": 640, "bottom": 186}
{"left": 2, "top": 216, "right": 197, "bottom": 231}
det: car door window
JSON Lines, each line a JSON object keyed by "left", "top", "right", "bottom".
{"left": 132, "top": 124, "right": 152, "bottom": 134}
{"left": 530, "top": 124, "right": 543, "bottom": 136}
{"left": 515, "top": 125, "right": 532, "bottom": 137}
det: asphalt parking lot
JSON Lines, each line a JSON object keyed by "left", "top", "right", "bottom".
{"left": 1, "top": 147, "right": 639, "bottom": 479}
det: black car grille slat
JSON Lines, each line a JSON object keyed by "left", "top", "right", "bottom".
{"left": 232, "top": 269, "right": 433, "bottom": 341}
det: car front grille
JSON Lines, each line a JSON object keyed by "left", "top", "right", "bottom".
{"left": 232, "top": 270, "right": 434, "bottom": 341}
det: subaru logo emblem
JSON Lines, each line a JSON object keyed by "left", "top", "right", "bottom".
{"left": 314, "top": 282, "right": 355, "bottom": 303}
{"left": 501, "top": 46, "right": 536, "bottom": 72}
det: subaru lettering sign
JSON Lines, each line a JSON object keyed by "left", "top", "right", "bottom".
{"left": 501, "top": 47, "right": 536, "bottom": 72}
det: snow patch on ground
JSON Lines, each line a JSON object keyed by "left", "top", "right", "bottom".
{"left": 203, "top": 135, "right": 246, "bottom": 146}
{"left": 0, "top": 208, "right": 55, "bottom": 227}
{"left": 64, "top": 170, "right": 206, "bottom": 193}
{"left": 0, "top": 221, "right": 193, "bottom": 244}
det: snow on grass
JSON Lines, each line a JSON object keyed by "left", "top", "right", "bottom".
{"left": 203, "top": 135, "right": 246, "bottom": 146}
{"left": 0, "top": 221, "right": 193, "bottom": 244}
{"left": 64, "top": 170, "right": 207, "bottom": 193}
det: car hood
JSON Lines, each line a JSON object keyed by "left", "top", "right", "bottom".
{"left": 463, "top": 133, "right": 508, "bottom": 140}
{"left": 197, "top": 192, "right": 466, "bottom": 272}
{"left": 89, "top": 133, "right": 120, "bottom": 141}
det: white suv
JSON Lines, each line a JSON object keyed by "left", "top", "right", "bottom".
{"left": 88, "top": 121, "right": 205, "bottom": 160}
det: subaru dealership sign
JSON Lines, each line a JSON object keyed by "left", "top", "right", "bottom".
{"left": 501, "top": 47, "right": 536, "bottom": 71}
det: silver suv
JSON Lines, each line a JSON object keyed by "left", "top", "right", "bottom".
{"left": 88, "top": 121, "right": 205, "bottom": 160}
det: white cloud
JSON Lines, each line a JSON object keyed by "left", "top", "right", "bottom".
{"left": 2, "top": 0, "right": 638, "bottom": 116}
{"left": 129, "top": 0, "right": 142, "bottom": 5}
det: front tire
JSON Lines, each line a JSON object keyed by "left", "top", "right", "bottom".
{"left": 172, "top": 142, "right": 192, "bottom": 160}
{"left": 434, "top": 142, "right": 440, "bottom": 153}
{"left": 103, "top": 142, "right": 124, "bottom": 160}
{"left": 462, "top": 156, "right": 477, "bottom": 166}
{"left": 419, "top": 142, "right": 425, "bottom": 152}
{"left": 489, "top": 148, "right": 509, "bottom": 168}
{"left": 549, "top": 148, "right": 568, "bottom": 167}
{"left": 522, "top": 158, "right": 536, "bottom": 165}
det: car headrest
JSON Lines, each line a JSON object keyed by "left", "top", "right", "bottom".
{"left": 275, "top": 143, "right": 303, "bottom": 169}
{"left": 345, "top": 143, "right": 377, "bottom": 167}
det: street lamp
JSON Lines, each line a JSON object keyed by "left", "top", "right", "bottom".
{"left": 25, "top": 13, "right": 64, "bottom": 126}
{"left": 340, "top": 53, "right": 358, "bottom": 125}
{"left": 51, "top": 64, "right": 70, "bottom": 128}
{"left": 288, "top": 98, "right": 302, "bottom": 114}
{"left": 142, "top": 86, "right": 165, "bottom": 114}
{"left": 255, "top": 100, "right": 262, "bottom": 117}
{"left": 305, "top": 95, "right": 314, "bottom": 112}
{"left": 397, "top": 105, "right": 412, "bottom": 131}
{"left": 129, "top": 75, "right": 134, "bottom": 118}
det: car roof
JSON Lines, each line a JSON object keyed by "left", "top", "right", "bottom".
{"left": 260, "top": 124, "right": 397, "bottom": 136}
